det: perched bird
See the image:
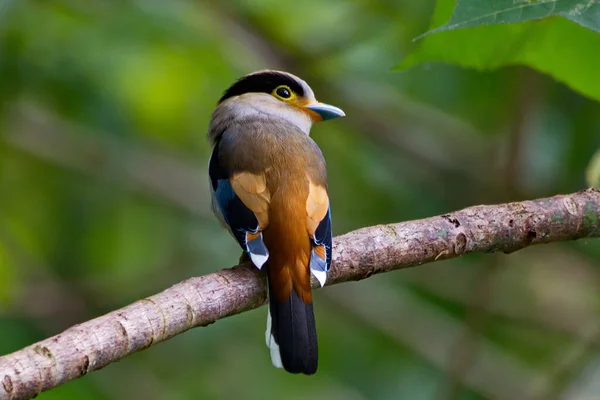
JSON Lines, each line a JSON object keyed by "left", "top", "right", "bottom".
{"left": 207, "top": 70, "right": 344, "bottom": 375}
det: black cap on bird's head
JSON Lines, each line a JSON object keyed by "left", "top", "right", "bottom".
{"left": 219, "top": 70, "right": 306, "bottom": 104}
{"left": 218, "top": 70, "right": 345, "bottom": 122}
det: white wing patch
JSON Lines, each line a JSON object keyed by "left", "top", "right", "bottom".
{"left": 246, "top": 231, "right": 269, "bottom": 270}
{"left": 311, "top": 269, "right": 327, "bottom": 287}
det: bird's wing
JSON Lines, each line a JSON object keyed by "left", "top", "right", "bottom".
{"left": 306, "top": 179, "right": 332, "bottom": 287}
{"left": 209, "top": 142, "right": 270, "bottom": 269}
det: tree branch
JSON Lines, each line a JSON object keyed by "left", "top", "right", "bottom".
{"left": 1, "top": 189, "right": 599, "bottom": 400}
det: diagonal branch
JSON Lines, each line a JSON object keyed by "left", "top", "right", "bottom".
{"left": 1, "top": 189, "right": 599, "bottom": 400}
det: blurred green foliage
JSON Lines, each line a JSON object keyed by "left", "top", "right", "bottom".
{"left": 588, "top": 150, "right": 600, "bottom": 188}
{"left": 1, "top": 0, "right": 600, "bottom": 399}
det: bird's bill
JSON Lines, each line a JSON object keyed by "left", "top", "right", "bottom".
{"left": 304, "top": 102, "right": 345, "bottom": 121}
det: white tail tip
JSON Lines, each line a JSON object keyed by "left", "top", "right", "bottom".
{"left": 266, "top": 309, "right": 283, "bottom": 368}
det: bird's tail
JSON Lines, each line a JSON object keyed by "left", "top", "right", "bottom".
{"left": 262, "top": 197, "right": 318, "bottom": 375}
{"left": 265, "top": 270, "right": 318, "bottom": 374}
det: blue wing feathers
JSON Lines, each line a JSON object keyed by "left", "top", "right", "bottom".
{"left": 311, "top": 207, "right": 332, "bottom": 272}
{"left": 210, "top": 142, "right": 268, "bottom": 267}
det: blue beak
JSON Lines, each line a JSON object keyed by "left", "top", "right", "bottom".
{"left": 305, "top": 102, "right": 345, "bottom": 121}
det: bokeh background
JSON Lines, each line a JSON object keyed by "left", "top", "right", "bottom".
{"left": 1, "top": 1, "right": 600, "bottom": 399}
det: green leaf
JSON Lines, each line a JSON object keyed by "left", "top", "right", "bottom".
{"left": 422, "top": 0, "right": 600, "bottom": 37}
{"left": 587, "top": 149, "right": 600, "bottom": 188}
{"left": 397, "top": 0, "right": 600, "bottom": 102}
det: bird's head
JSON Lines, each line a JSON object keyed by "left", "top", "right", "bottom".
{"left": 210, "top": 70, "right": 345, "bottom": 139}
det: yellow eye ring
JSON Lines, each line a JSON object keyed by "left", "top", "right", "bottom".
{"left": 273, "top": 85, "right": 295, "bottom": 101}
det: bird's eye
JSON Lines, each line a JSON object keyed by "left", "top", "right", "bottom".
{"left": 275, "top": 86, "right": 292, "bottom": 99}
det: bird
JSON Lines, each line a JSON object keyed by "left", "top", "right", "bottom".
{"left": 207, "top": 70, "right": 345, "bottom": 375}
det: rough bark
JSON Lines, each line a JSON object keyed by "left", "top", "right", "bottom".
{"left": 1, "top": 189, "right": 599, "bottom": 400}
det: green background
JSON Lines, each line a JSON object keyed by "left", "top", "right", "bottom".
{"left": 1, "top": 1, "right": 600, "bottom": 399}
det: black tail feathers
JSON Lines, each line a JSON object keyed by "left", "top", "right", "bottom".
{"left": 267, "top": 280, "right": 318, "bottom": 375}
